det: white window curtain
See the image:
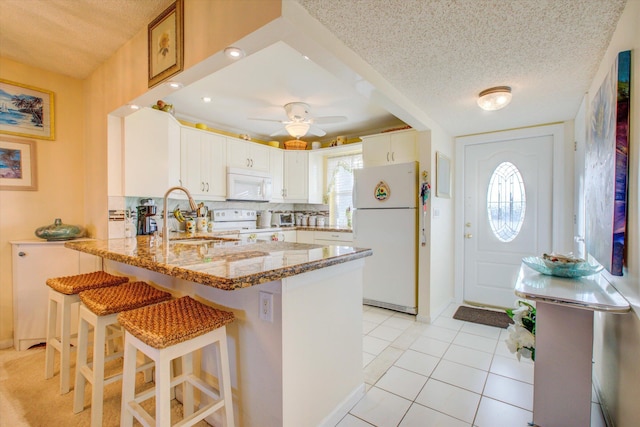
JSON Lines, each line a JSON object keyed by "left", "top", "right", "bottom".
{"left": 326, "top": 153, "right": 363, "bottom": 227}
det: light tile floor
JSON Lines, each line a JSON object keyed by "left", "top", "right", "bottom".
{"left": 335, "top": 303, "right": 608, "bottom": 427}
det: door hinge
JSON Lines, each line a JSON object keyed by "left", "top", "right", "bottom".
{"left": 574, "top": 141, "right": 577, "bottom": 152}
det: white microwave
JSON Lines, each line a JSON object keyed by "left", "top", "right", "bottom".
{"left": 226, "top": 168, "right": 272, "bottom": 202}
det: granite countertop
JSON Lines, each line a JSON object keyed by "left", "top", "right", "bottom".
{"left": 65, "top": 234, "right": 371, "bottom": 291}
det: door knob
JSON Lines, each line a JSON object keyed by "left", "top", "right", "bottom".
{"left": 464, "top": 233, "right": 473, "bottom": 239}
{"left": 18, "top": 251, "right": 26, "bottom": 257}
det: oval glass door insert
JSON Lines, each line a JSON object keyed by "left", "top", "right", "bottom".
{"left": 487, "top": 162, "right": 526, "bottom": 242}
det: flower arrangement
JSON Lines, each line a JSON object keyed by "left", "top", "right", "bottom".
{"left": 505, "top": 300, "right": 536, "bottom": 361}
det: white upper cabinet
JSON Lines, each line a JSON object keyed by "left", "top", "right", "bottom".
{"left": 283, "top": 150, "right": 309, "bottom": 202}
{"left": 361, "top": 129, "right": 416, "bottom": 167}
{"left": 269, "top": 147, "right": 285, "bottom": 202}
{"left": 124, "top": 108, "right": 181, "bottom": 198}
{"left": 180, "top": 127, "right": 226, "bottom": 200}
{"left": 227, "top": 137, "right": 270, "bottom": 172}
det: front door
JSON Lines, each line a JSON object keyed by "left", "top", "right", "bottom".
{"left": 462, "top": 134, "right": 553, "bottom": 308}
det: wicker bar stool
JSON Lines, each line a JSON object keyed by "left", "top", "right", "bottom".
{"left": 118, "top": 296, "right": 235, "bottom": 427}
{"left": 45, "top": 271, "right": 129, "bottom": 394}
{"left": 73, "top": 281, "right": 172, "bottom": 427}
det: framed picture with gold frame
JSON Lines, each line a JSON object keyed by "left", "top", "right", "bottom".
{"left": 0, "top": 137, "right": 37, "bottom": 191}
{"left": 148, "top": 0, "right": 184, "bottom": 88}
{"left": 0, "top": 79, "right": 55, "bottom": 140}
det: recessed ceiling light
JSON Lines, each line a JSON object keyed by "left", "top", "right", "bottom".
{"left": 202, "top": 97, "right": 212, "bottom": 103}
{"left": 128, "top": 104, "right": 140, "bottom": 110}
{"left": 224, "top": 46, "right": 245, "bottom": 59}
{"left": 166, "top": 81, "right": 184, "bottom": 89}
{"left": 477, "top": 86, "right": 512, "bottom": 111}
{"left": 302, "top": 55, "right": 310, "bottom": 60}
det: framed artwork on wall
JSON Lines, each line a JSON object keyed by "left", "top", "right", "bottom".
{"left": 0, "top": 137, "right": 37, "bottom": 191}
{"left": 436, "top": 151, "right": 451, "bottom": 198}
{"left": 585, "top": 50, "right": 631, "bottom": 276}
{"left": 148, "top": 0, "right": 184, "bottom": 88}
{"left": 0, "top": 79, "right": 55, "bottom": 141}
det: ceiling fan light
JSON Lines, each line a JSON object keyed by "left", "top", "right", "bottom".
{"left": 477, "top": 86, "right": 512, "bottom": 111}
{"left": 285, "top": 122, "right": 310, "bottom": 138}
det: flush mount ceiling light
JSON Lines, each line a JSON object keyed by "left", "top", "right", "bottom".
{"left": 477, "top": 86, "right": 512, "bottom": 111}
{"left": 285, "top": 122, "right": 310, "bottom": 138}
{"left": 202, "top": 97, "right": 212, "bottom": 103}
{"left": 224, "top": 46, "right": 245, "bottom": 59}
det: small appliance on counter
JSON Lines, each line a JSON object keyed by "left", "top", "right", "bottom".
{"left": 136, "top": 205, "right": 157, "bottom": 235}
{"left": 257, "top": 210, "right": 272, "bottom": 228}
{"left": 271, "top": 211, "right": 295, "bottom": 227}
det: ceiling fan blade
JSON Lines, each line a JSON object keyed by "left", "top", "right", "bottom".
{"left": 310, "top": 116, "right": 347, "bottom": 125}
{"left": 307, "top": 125, "right": 326, "bottom": 137}
{"left": 270, "top": 128, "right": 289, "bottom": 137}
{"left": 248, "top": 117, "right": 286, "bottom": 123}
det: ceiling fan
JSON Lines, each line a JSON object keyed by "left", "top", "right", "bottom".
{"left": 250, "top": 102, "right": 347, "bottom": 138}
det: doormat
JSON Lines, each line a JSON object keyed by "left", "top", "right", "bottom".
{"left": 453, "top": 306, "right": 513, "bottom": 329}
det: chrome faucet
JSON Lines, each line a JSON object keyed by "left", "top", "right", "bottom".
{"left": 163, "top": 186, "right": 198, "bottom": 246}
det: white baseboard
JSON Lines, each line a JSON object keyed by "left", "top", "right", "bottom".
{"left": 0, "top": 338, "right": 14, "bottom": 350}
{"left": 319, "top": 383, "right": 366, "bottom": 426}
{"left": 592, "top": 375, "right": 615, "bottom": 427}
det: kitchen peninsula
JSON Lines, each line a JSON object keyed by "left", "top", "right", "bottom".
{"left": 65, "top": 235, "right": 371, "bottom": 427}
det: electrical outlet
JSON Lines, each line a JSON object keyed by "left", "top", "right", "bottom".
{"left": 259, "top": 291, "right": 273, "bottom": 322}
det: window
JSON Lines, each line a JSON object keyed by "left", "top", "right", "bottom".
{"left": 487, "top": 162, "right": 526, "bottom": 242}
{"left": 326, "top": 152, "right": 363, "bottom": 227}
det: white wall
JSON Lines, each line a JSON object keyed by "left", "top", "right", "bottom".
{"left": 586, "top": 2, "right": 640, "bottom": 426}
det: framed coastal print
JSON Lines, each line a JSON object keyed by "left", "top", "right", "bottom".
{"left": 148, "top": 0, "right": 184, "bottom": 87}
{"left": 0, "top": 137, "right": 37, "bottom": 191}
{"left": 436, "top": 151, "right": 452, "bottom": 198}
{"left": 0, "top": 79, "right": 55, "bottom": 140}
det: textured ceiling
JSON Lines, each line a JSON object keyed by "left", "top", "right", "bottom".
{"left": 0, "top": 0, "right": 628, "bottom": 137}
{"left": 295, "top": 0, "right": 627, "bottom": 135}
{"left": 0, "top": 0, "right": 173, "bottom": 79}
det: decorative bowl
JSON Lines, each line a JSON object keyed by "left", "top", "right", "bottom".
{"left": 35, "top": 218, "right": 85, "bottom": 241}
{"left": 195, "top": 123, "right": 207, "bottom": 130}
{"left": 522, "top": 256, "right": 603, "bottom": 278}
{"left": 541, "top": 253, "right": 584, "bottom": 269}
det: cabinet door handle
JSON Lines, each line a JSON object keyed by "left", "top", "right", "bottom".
{"left": 386, "top": 152, "right": 390, "bottom": 162}
{"left": 246, "top": 158, "right": 250, "bottom": 167}
{"left": 18, "top": 251, "right": 26, "bottom": 257}
{"left": 201, "top": 182, "right": 205, "bottom": 191}
{"left": 391, "top": 152, "right": 395, "bottom": 161}
{"left": 250, "top": 158, "right": 254, "bottom": 167}
{"left": 206, "top": 182, "right": 210, "bottom": 192}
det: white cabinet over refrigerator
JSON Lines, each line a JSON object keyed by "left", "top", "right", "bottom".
{"left": 353, "top": 161, "right": 418, "bottom": 314}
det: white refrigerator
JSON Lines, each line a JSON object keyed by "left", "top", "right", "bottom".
{"left": 353, "top": 161, "right": 418, "bottom": 314}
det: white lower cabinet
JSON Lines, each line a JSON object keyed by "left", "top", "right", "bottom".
{"left": 313, "top": 231, "right": 353, "bottom": 245}
{"left": 296, "top": 230, "right": 353, "bottom": 245}
{"left": 296, "top": 230, "right": 315, "bottom": 244}
{"left": 11, "top": 241, "right": 101, "bottom": 350}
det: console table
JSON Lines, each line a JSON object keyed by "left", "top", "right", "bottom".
{"left": 515, "top": 264, "right": 630, "bottom": 427}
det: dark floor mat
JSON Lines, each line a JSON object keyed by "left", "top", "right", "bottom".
{"left": 453, "top": 306, "right": 514, "bottom": 329}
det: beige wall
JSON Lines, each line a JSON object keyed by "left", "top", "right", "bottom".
{"left": 0, "top": 0, "right": 281, "bottom": 347}
{"left": 84, "top": 0, "right": 281, "bottom": 239}
{"left": 0, "top": 58, "right": 85, "bottom": 345}
{"left": 589, "top": 2, "right": 640, "bottom": 426}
